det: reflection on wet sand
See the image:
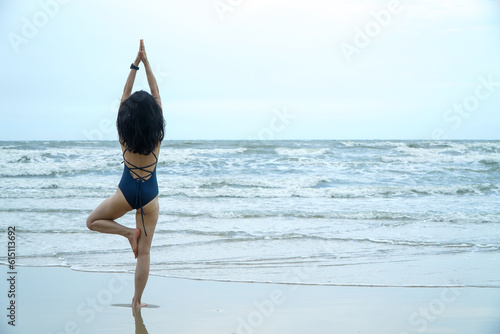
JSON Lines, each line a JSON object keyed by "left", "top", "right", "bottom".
{"left": 111, "top": 303, "right": 160, "bottom": 333}
{"left": 133, "top": 308, "right": 148, "bottom": 334}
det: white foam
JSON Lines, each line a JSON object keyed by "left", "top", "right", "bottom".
{"left": 159, "top": 183, "right": 499, "bottom": 198}
{"left": 275, "top": 147, "right": 331, "bottom": 156}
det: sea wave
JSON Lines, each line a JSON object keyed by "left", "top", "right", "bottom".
{"left": 7, "top": 230, "right": 498, "bottom": 257}
{"left": 161, "top": 183, "right": 498, "bottom": 198}
{"left": 1, "top": 181, "right": 496, "bottom": 199}
{"left": 1, "top": 147, "right": 120, "bottom": 176}
{"left": 4, "top": 206, "right": 499, "bottom": 226}
{"left": 339, "top": 141, "right": 407, "bottom": 149}
{"left": 159, "top": 210, "right": 500, "bottom": 224}
{"left": 4, "top": 140, "right": 500, "bottom": 178}
{"left": 164, "top": 175, "right": 332, "bottom": 189}
{"left": 381, "top": 151, "right": 500, "bottom": 165}
{"left": 275, "top": 147, "right": 331, "bottom": 156}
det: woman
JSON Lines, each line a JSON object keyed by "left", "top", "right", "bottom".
{"left": 86, "top": 39, "right": 164, "bottom": 310}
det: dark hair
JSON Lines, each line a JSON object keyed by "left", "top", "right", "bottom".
{"left": 117, "top": 90, "right": 165, "bottom": 155}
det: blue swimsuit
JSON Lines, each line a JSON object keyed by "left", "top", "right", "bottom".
{"left": 118, "top": 150, "right": 158, "bottom": 236}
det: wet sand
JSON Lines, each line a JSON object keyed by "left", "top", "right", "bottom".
{"left": 2, "top": 266, "right": 500, "bottom": 333}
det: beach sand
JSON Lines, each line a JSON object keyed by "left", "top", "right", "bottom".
{"left": 2, "top": 266, "right": 500, "bottom": 333}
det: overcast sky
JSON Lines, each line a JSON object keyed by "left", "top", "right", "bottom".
{"left": 1, "top": 0, "right": 499, "bottom": 140}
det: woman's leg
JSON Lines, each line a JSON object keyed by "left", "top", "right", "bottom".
{"left": 132, "top": 196, "right": 159, "bottom": 309}
{"left": 86, "top": 188, "right": 141, "bottom": 258}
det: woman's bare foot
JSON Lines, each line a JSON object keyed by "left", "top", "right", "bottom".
{"left": 129, "top": 228, "right": 141, "bottom": 259}
{"left": 132, "top": 297, "right": 147, "bottom": 309}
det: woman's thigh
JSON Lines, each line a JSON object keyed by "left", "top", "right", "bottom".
{"left": 88, "top": 188, "right": 133, "bottom": 222}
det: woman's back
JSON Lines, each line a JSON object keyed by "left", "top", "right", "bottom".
{"left": 121, "top": 145, "right": 160, "bottom": 180}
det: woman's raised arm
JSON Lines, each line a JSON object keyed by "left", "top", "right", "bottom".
{"left": 140, "top": 40, "right": 162, "bottom": 109}
{"left": 120, "top": 41, "right": 142, "bottom": 104}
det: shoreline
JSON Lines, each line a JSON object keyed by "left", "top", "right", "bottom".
{"left": 69, "top": 268, "right": 500, "bottom": 289}
{"left": 5, "top": 264, "right": 499, "bottom": 289}
{"left": 2, "top": 266, "right": 500, "bottom": 333}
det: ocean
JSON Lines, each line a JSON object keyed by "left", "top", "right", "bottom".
{"left": 1, "top": 140, "right": 499, "bottom": 287}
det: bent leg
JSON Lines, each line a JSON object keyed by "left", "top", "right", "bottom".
{"left": 87, "top": 188, "right": 141, "bottom": 258}
{"left": 132, "top": 196, "right": 159, "bottom": 309}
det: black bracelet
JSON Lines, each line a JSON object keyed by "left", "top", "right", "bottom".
{"left": 130, "top": 63, "right": 139, "bottom": 70}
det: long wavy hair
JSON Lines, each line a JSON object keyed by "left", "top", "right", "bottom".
{"left": 117, "top": 90, "right": 165, "bottom": 155}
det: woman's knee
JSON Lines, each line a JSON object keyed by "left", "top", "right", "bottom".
{"left": 86, "top": 215, "right": 95, "bottom": 230}
{"left": 138, "top": 241, "right": 151, "bottom": 256}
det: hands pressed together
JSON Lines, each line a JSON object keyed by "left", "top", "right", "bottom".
{"left": 133, "top": 39, "right": 149, "bottom": 67}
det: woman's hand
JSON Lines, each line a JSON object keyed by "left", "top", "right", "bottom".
{"left": 135, "top": 39, "right": 149, "bottom": 65}
{"left": 132, "top": 39, "right": 145, "bottom": 66}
